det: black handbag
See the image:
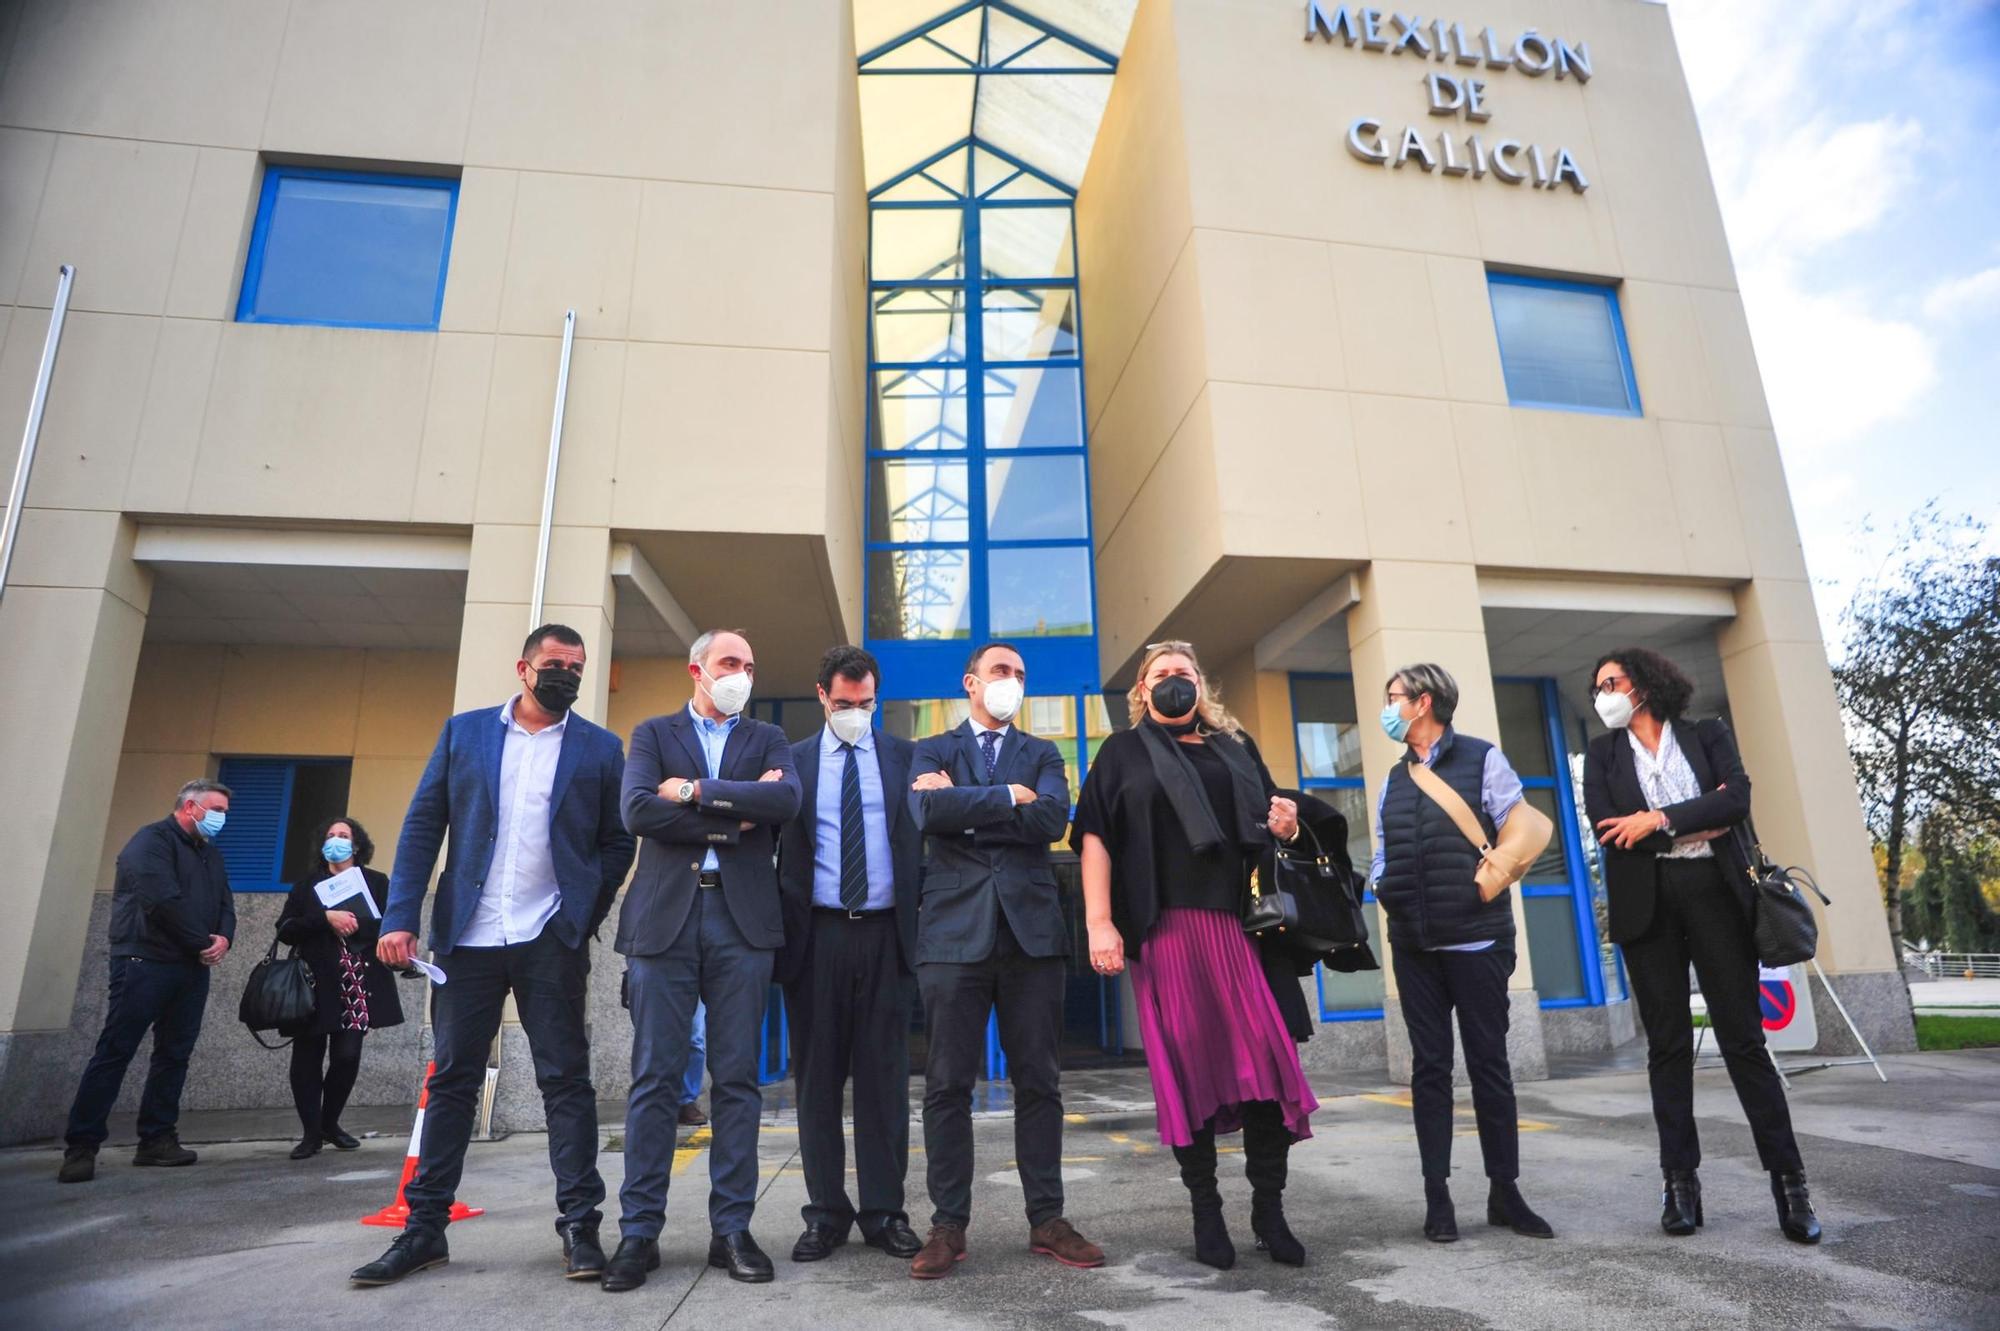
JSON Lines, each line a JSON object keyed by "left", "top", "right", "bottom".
{"left": 1244, "top": 822, "right": 1370, "bottom": 954}
{"left": 239, "top": 936, "right": 316, "bottom": 1049}
{"left": 1732, "top": 823, "right": 1830, "bottom": 968}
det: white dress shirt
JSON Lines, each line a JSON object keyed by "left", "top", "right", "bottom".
{"left": 969, "top": 718, "right": 1020, "bottom": 803}
{"left": 459, "top": 697, "right": 567, "bottom": 947}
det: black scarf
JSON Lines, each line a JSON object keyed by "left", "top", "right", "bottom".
{"left": 1136, "top": 719, "right": 1270, "bottom": 856}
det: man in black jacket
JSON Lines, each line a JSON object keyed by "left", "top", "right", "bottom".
{"left": 59, "top": 779, "right": 237, "bottom": 1183}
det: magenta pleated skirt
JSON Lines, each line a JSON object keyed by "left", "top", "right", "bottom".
{"left": 1127, "top": 906, "right": 1320, "bottom": 1147}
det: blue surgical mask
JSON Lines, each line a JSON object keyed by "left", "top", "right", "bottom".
{"left": 1380, "top": 702, "right": 1413, "bottom": 744}
{"left": 323, "top": 837, "right": 354, "bottom": 865}
{"left": 196, "top": 808, "right": 227, "bottom": 838}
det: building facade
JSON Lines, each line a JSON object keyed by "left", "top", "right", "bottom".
{"left": 0, "top": 0, "right": 1913, "bottom": 1142}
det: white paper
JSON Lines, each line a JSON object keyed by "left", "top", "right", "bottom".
{"left": 313, "top": 866, "right": 379, "bottom": 918}
{"left": 405, "top": 957, "right": 447, "bottom": 986}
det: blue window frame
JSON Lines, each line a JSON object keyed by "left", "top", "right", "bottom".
{"left": 1289, "top": 674, "right": 1388, "bottom": 1022}
{"left": 237, "top": 165, "right": 458, "bottom": 331}
{"left": 1486, "top": 271, "right": 1641, "bottom": 417}
{"left": 213, "top": 756, "right": 353, "bottom": 893}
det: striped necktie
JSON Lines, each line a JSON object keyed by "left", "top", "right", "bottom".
{"left": 839, "top": 742, "right": 868, "bottom": 912}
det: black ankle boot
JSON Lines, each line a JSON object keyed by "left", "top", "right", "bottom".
{"left": 1486, "top": 1180, "right": 1554, "bottom": 1238}
{"left": 1242, "top": 1104, "right": 1305, "bottom": 1266}
{"left": 1424, "top": 1177, "right": 1458, "bottom": 1243}
{"left": 1661, "top": 1168, "right": 1702, "bottom": 1236}
{"left": 1771, "top": 1170, "right": 1822, "bottom": 1244}
{"left": 1172, "top": 1129, "right": 1235, "bottom": 1269}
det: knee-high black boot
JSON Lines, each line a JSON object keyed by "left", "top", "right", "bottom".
{"left": 1171, "top": 1125, "right": 1235, "bottom": 1269}
{"left": 1241, "top": 1102, "right": 1305, "bottom": 1266}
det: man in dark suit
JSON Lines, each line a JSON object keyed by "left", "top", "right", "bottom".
{"left": 776, "top": 646, "right": 924, "bottom": 1264}
{"left": 606, "top": 629, "right": 802, "bottom": 1291}
{"left": 352, "top": 624, "right": 636, "bottom": 1287}
{"left": 904, "top": 642, "right": 1104, "bottom": 1279}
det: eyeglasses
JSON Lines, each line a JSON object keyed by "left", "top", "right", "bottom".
{"left": 1145, "top": 640, "right": 1196, "bottom": 654}
{"left": 1384, "top": 690, "right": 1412, "bottom": 705}
{"left": 1591, "top": 674, "right": 1631, "bottom": 697}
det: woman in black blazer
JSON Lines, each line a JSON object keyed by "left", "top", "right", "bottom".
{"left": 1582, "top": 647, "right": 1819, "bottom": 1244}
{"left": 274, "top": 815, "right": 403, "bottom": 1160}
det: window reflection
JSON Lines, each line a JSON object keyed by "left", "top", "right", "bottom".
{"left": 873, "top": 285, "right": 967, "bottom": 363}
{"left": 982, "top": 286, "right": 1078, "bottom": 361}
{"left": 1495, "top": 679, "right": 1555, "bottom": 778}
{"left": 870, "top": 207, "right": 966, "bottom": 282}
{"left": 979, "top": 206, "right": 1075, "bottom": 281}
{"left": 879, "top": 697, "right": 972, "bottom": 740}
{"left": 872, "top": 367, "right": 968, "bottom": 451}
{"left": 866, "top": 549, "right": 971, "bottom": 641}
{"left": 1292, "top": 677, "right": 1364, "bottom": 782}
{"left": 987, "top": 455, "right": 1087, "bottom": 540}
{"left": 984, "top": 365, "right": 1082, "bottom": 450}
{"left": 988, "top": 546, "right": 1093, "bottom": 637}
{"left": 870, "top": 457, "right": 970, "bottom": 544}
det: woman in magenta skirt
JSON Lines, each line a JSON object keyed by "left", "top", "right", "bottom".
{"left": 1073, "top": 640, "right": 1318, "bottom": 1269}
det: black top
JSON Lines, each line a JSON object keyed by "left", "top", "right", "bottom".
{"left": 109, "top": 816, "right": 237, "bottom": 963}
{"left": 1376, "top": 728, "right": 1515, "bottom": 950}
{"left": 275, "top": 867, "right": 404, "bottom": 1037}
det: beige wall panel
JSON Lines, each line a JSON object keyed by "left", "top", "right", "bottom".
{"left": 4, "top": 508, "right": 149, "bottom": 611}
{"left": 1447, "top": 403, "right": 1539, "bottom": 567}
{"left": 548, "top": 341, "right": 627, "bottom": 529}
{"left": 1513, "top": 412, "right": 1680, "bottom": 573}
{"left": 211, "top": 647, "right": 366, "bottom": 756}
{"left": 1425, "top": 256, "right": 1509, "bottom": 406}
{"left": 1687, "top": 286, "right": 1774, "bottom": 431}
{"left": 195, "top": 325, "right": 434, "bottom": 521}
{"left": 0, "top": 0, "right": 285, "bottom": 146}
{"left": 608, "top": 657, "right": 697, "bottom": 742}
{"left": 1328, "top": 245, "right": 1448, "bottom": 400}
{"left": 354, "top": 651, "right": 459, "bottom": 760}
{"left": 496, "top": 172, "right": 641, "bottom": 340}
{"left": 262, "top": 0, "right": 483, "bottom": 165}
{"left": 19, "top": 312, "right": 158, "bottom": 510}
{"left": 1580, "top": 99, "right": 1736, "bottom": 287}
{"left": 542, "top": 600, "right": 615, "bottom": 724}
{"left": 96, "top": 750, "right": 208, "bottom": 891}
{"left": 0, "top": 127, "right": 56, "bottom": 306}
{"left": 0, "top": 308, "right": 26, "bottom": 478}
{"left": 464, "top": 523, "right": 539, "bottom": 607}
{"left": 630, "top": 182, "right": 837, "bottom": 352}
{"left": 1721, "top": 426, "right": 1810, "bottom": 581}
{"left": 1192, "top": 229, "right": 1344, "bottom": 392}
{"left": 1657, "top": 420, "right": 1751, "bottom": 578}
{"left": 611, "top": 343, "right": 832, "bottom": 535}
{"left": 1717, "top": 577, "right": 1824, "bottom": 656}
{"left": 542, "top": 526, "right": 614, "bottom": 613}
{"left": 821, "top": 378, "right": 863, "bottom": 642}
{"left": 455, "top": 600, "right": 535, "bottom": 710}
{"left": 1350, "top": 393, "right": 1473, "bottom": 564}
{"left": 438, "top": 169, "right": 519, "bottom": 335}
{"left": 412, "top": 332, "right": 497, "bottom": 525}
{"left": 472, "top": 335, "right": 561, "bottom": 526}
{"left": 164, "top": 148, "right": 257, "bottom": 321}
{"left": 1209, "top": 382, "right": 1368, "bottom": 561}
{"left": 1086, "top": 244, "right": 1207, "bottom": 543}
{"left": 121, "top": 642, "right": 220, "bottom": 755}
{"left": 346, "top": 756, "right": 432, "bottom": 879}
{"left": 1093, "top": 390, "right": 1223, "bottom": 669}
{"left": 24, "top": 134, "right": 196, "bottom": 316}
{"left": 1619, "top": 279, "right": 1717, "bottom": 424}
{"left": 1346, "top": 558, "right": 1483, "bottom": 644}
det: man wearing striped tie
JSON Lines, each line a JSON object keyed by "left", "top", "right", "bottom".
{"left": 775, "top": 646, "right": 926, "bottom": 1266}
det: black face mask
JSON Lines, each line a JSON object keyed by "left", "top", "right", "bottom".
{"left": 1150, "top": 675, "right": 1199, "bottom": 728}
{"left": 531, "top": 665, "right": 581, "bottom": 715}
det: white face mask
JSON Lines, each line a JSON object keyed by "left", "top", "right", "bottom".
{"left": 703, "top": 666, "right": 753, "bottom": 717}
{"left": 980, "top": 676, "right": 1024, "bottom": 724}
{"left": 827, "top": 705, "right": 873, "bottom": 745}
{"left": 1595, "top": 688, "right": 1637, "bottom": 730}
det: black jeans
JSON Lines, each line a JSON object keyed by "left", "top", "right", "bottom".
{"left": 403, "top": 930, "right": 604, "bottom": 1236}
{"left": 1392, "top": 943, "right": 1519, "bottom": 1182}
{"left": 65, "top": 956, "right": 211, "bottom": 1148}
{"left": 917, "top": 920, "right": 1066, "bottom": 1230}
{"left": 289, "top": 1029, "right": 365, "bottom": 1138}
{"left": 1622, "top": 857, "right": 1803, "bottom": 1174}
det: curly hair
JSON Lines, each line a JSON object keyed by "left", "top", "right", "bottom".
{"left": 1594, "top": 646, "right": 1695, "bottom": 722}
{"left": 311, "top": 813, "right": 376, "bottom": 868}
{"left": 1125, "top": 640, "right": 1245, "bottom": 737}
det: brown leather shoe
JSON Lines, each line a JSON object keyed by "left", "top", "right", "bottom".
{"left": 678, "top": 1101, "right": 708, "bottom": 1127}
{"left": 1028, "top": 1217, "right": 1104, "bottom": 1268}
{"left": 908, "top": 1223, "right": 966, "bottom": 1279}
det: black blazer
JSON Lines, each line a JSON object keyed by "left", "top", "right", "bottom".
{"left": 775, "top": 729, "right": 923, "bottom": 986}
{"left": 616, "top": 708, "right": 803, "bottom": 956}
{"left": 1583, "top": 717, "right": 1755, "bottom": 945}
{"left": 275, "top": 867, "right": 404, "bottom": 1036}
{"left": 908, "top": 721, "right": 1072, "bottom": 964}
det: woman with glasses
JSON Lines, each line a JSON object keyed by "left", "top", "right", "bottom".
{"left": 1582, "top": 647, "right": 1820, "bottom": 1244}
{"left": 1072, "top": 641, "right": 1319, "bottom": 1270}
{"left": 1372, "top": 663, "right": 1552, "bottom": 1244}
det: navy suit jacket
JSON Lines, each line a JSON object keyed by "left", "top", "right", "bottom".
{"left": 615, "top": 709, "right": 802, "bottom": 956}
{"left": 775, "top": 728, "right": 923, "bottom": 986}
{"left": 383, "top": 704, "right": 637, "bottom": 955}
{"left": 908, "top": 721, "right": 1071, "bottom": 964}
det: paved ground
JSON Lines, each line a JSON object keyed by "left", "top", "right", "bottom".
{"left": 4, "top": 1051, "right": 1998, "bottom": 1330}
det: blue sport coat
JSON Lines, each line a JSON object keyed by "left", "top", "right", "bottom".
{"left": 383, "top": 704, "right": 637, "bottom": 955}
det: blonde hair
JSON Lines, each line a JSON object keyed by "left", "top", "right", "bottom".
{"left": 1126, "top": 640, "right": 1244, "bottom": 737}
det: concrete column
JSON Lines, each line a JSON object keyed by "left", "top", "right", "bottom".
{"left": 1716, "top": 577, "right": 1917, "bottom": 1054}
{"left": 0, "top": 511, "right": 152, "bottom": 1142}
{"left": 1346, "top": 560, "right": 1548, "bottom": 1084}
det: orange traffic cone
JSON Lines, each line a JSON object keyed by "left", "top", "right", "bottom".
{"left": 361, "top": 1060, "right": 484, "bottom": 1227}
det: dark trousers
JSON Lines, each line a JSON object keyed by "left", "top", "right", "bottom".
{"left": 1392, "top": 942, "right": 1520, "bottom": 1182}
{"left": 404, "top": 929, "right": 604, "bottom": 1237}
{"left": 65, "top": 956, "right": 211, "bottom": 1148}
{"left": 620, "top": 886, "right": 774, "bottom": 1239}
{"left": 917, "top": 920, "right": 1066, "bottom": 1230}
{"left": 289, "top": 1029, "right": 365, "bottom": 1138}
{"left": 785, "top": 911, "right": 913, "bottom": 1236}
{"left": 1622, "top": 858, "right": 1803, "bottom": 1174}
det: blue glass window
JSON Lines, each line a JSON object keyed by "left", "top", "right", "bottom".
{"left": 1487, "top": 272, "right": 1641, "bottom": 416}
{"left": 237, "top": 166, "right": 458, "bottom": 330}
{"left": 212, "top": 757, "right": 352, "bottom": 892}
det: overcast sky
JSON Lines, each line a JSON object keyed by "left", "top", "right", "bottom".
{"left": 1663, "top": 0, "right": 2000, "bottom": 644}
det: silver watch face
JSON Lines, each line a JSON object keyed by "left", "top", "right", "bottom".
{"left": 679, "top": 781, "right": 695, "bottom": 803}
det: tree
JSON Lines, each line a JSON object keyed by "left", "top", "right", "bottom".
{"left": 1833, "top": 505, "right": 2000, "bottom": 960}
{"left": 1910, "top": 823, "right": 2000, "bottom": 954}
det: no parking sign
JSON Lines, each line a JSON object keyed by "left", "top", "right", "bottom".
{"left": 1758, "top": 963, "right": 1818, "bottom": 1052}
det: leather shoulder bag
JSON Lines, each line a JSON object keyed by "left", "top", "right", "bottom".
{"left": 239, "top": 935, "right": 317, "bottom": 1050}
{"left": 1731, "top": 821, "right": 1831, "bottom": 968}
{"left": 1406, "top": 761, "right": 1554, "bottom": 901}
{"left": 1244, "top": 820, "right": 1371, "bottom": 954}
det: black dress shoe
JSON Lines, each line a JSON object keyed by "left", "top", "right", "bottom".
{"left": 351, "top": 1229, "right": 449, "bottom": 1286}
{"left": 289, "top": 1138, "right": 321, "bottom": 1161}
{"left": 57, "top": 1146, "right": 96, "bottom": 1184}
{"left": 561, "top": 1221, "right": 606, "bottom": 1279}
{"left": 791, "top": 1224, "right": 848, "bottom": 1262}
{"left": 864, "top": 1217, "right": 924, "bottom": 1259}
{"left": 1771, "top": 1170, "right": 1822, "bottom": 1245}
{"left": 133, "top": 1131, "right": 197, "bottom": 1167}
{"left": 1486, "top": 1180, "right": 1554, "bottom": 1238}
{"left": 600, "top": 1236, "right": 659, "bottom": 1293}
{"left": 709, "top": 1230, "right": 775, "bottom": 1283}
{"left": 1423, "top": 1178, "right": 1458, "bottom": 1243}
{"left": 1661, "top": 1169, "right": 1703, "bottom": 1236}
{"left": 323, "top": 1125, "right": 361, "bottom": 1151}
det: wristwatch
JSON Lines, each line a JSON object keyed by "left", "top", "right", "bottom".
{"left": 675, "top": 780, "right": 697, "bottom": 804}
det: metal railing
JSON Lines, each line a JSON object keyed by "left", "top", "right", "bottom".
{"left": 1904, "top": 951, "right": 2000, "bottom": 979}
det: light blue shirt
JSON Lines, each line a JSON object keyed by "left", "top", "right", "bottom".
{"left": 811, "top": 725, "right": 895, "bottom": 911}
{"left": 1369, "top": 734, "right": 1525, "bottom": 953}
{"left": 689, "top": 702, "right": 739, "bottom": 872}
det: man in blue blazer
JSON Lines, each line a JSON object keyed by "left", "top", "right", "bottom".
{"left": 904, "top": 642, "right": 1104, "bottom": 1279}
{"left": 352, "top": 625, "right": 636, "bottom": 1288}
{"left": 606, "top": 629, "right": 802, "bottom": 1291}
{"left": 775, "top": 646, "right": 924, "bottom": 1264}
